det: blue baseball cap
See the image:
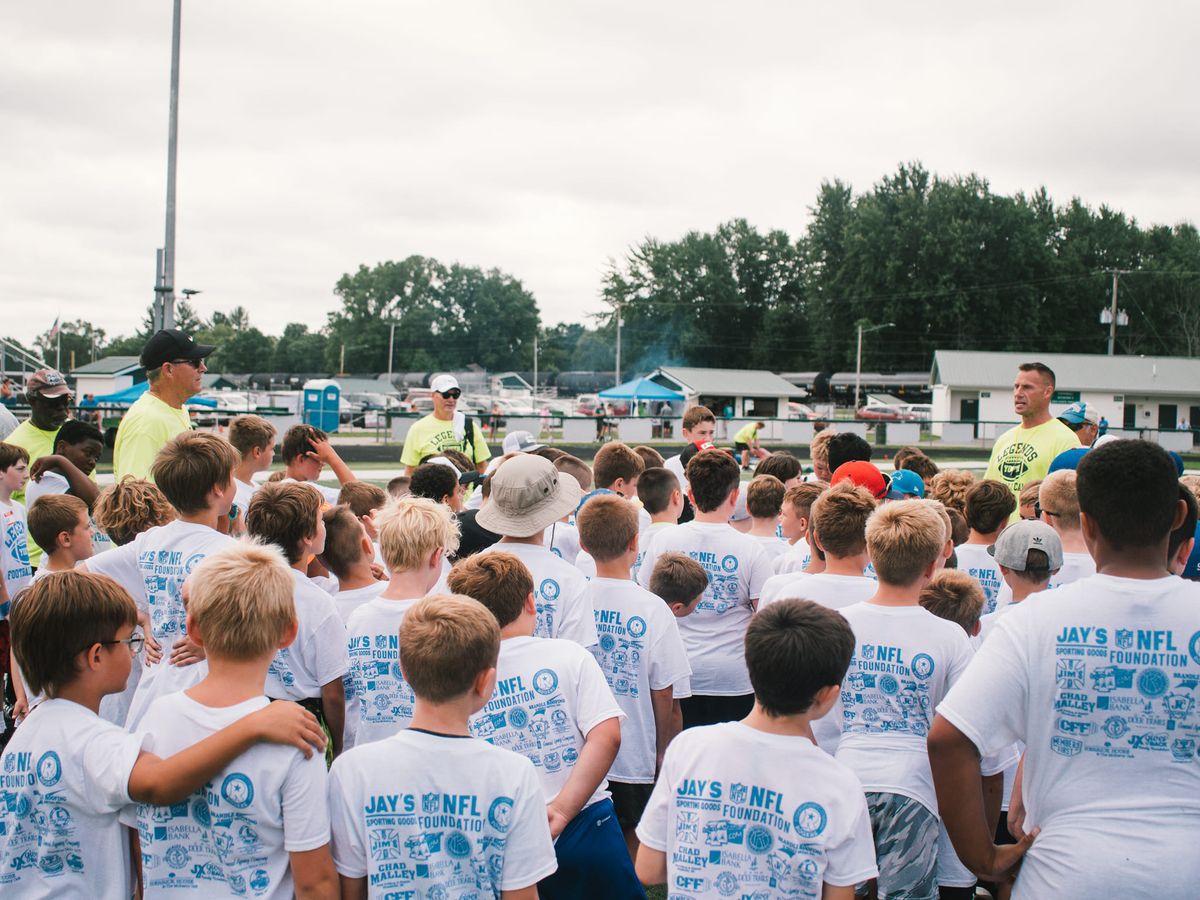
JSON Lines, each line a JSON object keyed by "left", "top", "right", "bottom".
{"left": 1058, "top": 402, "right": 1100, "bottom": 427}
{"left": 888, "top": 468, "right": 926, "bottom": 499}
{"left": 1048, "top": 447, "right": 1090, "bottom": 472}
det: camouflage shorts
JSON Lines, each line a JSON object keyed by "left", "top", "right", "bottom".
{"left": 857, "top": 791, "right": 939, "bottom": 900}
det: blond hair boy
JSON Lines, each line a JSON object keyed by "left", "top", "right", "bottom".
{"left": 834, "top": 501, "right": 976, "bottom": 900}
{"left": 341, "top": 497, "right": 459, "bottom": 747}
{"left": 128, "top": 543, "right": 337, "bottom": 898}
{"left": 1038, "top": 470, "right": 1096, "bottom": 588}
{"left": 0, "top": 569, "right": 325, "bottom": 899}
{"left": 329, "top": 594, "right": 557, "bottom": 898}
{"left": 228, "top": 414, "right": 277, "bottom": 516}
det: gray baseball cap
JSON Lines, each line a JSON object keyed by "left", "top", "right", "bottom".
{"left": 988, "top": 520, "right": 1063, "bottom": 571}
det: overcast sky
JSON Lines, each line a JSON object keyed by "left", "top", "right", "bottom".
{"left": 3, "top": 1, "right": 1197, "bottom": 349}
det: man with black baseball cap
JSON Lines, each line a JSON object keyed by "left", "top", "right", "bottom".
{"left": 113, "top": 329, "right": 216, "bottom": 480}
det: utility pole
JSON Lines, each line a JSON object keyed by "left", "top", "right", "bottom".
{"left": 1108, "top": 270, "right": 1120, "bottom": 355}
{"left": 532, "top": 331, "right": 539, "bottom": 402}
{"left": 159, "top": 0, "right": 183, "bottom": 330}
{"left": 387, "top": 322, "right": 396, "bottom": 382}
{"left": 614, "top": 304, "right": 622, "bottom": 388}
{"left": 854, "top": 321, "right": 895, "bottom": 410}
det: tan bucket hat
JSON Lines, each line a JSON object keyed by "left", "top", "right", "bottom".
{"left": 476, "top": 454, "right": 582, "bottom": 538}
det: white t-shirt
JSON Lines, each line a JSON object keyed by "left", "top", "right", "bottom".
{"left": 773, "top": 536, "right": 812, "bottom": 575}
{"left": 636, "top": 722, "right": 878, "bottom": 898}
{"left": 25, "top": 471, "right": 113, "bottom": 557}
{"left": 954, "top": 542, "right": 1005, "bottom": 614}
{"left": 128, "top": 692, "right": 329, "bottom": 899}
{"left": 937, "top": 574, "right": 1200, "bottom": 900}
{"left": 332, "top": 580, "right": 386, "bottom": 624}
{"left": 664, "top": 453, "right": 689, "bottom": 496}
{"left": 469, "top": 636, "right": 623, "bottom": 809}
{"left": 0, "top": 698, "right": 147, "bottom": 899}
{"left": 233, "top": 477, "right": 259, "bottom": 513}
{"left": 758, "top": 571, "right": 877, "bottom": 612}
{"left": 753, "top": 533, "right": 790, "bottom": 562}
{"left": 544, "top": 519, "right": 581, "bottom": 565}
{"left": 280, "top": 476, "right": 342, "bottom": 505}
{"left": 344, "top": 596, "right": 420, "bottom": 748}
{"left": 0, "top": 497, "right": 31, "bottom": 616}
{"left": 85, "top": 520, "right": 236, "bottom": 727}
{"left": 835, "top": 603, "right": 974, "bottom": 815}
{"left": 264, "top": 570, "right": 349, "bottom": 701}
{"left": 479, "top": 542, "right": 599, "bottom": 648}
{"left": 329, "top": 729, "right": 557, "bottom": 893}
{"left": 584, "top": 577, "right": 692, "bottom": 783}
{"left": 637, "top": 522, "right": 774, "bottom": 696}
{"left": 1046, "top": 550, "right": 1096, "bottom": 590}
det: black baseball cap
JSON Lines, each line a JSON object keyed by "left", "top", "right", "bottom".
{"left": 140, "top": 329, "right": 217, "bottom": 370}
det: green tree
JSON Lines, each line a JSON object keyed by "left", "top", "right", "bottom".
{"left": 272, "top": 323, "right": 329, "bottom": 372}
{"left": 34, "top": 319, "right": 108, "bottom": 370}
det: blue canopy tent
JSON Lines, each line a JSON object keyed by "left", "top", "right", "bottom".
{"left": 598, "top": 377, "right": 684, "bottom": 402}
{"left": 82, "top": 381, "right": 218, "bottom": 408}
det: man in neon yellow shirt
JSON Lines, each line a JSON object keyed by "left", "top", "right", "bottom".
{"left": 733, "top": 420, "right": 769, "bottom": 470}
{"left": 400, "top": 375, "right": 491, "bottom": 475}
{"left": 113, "top": 329, "right": 215, "bottom": 480}
{"left": 6, "top": 370, "right": 73, "bottom": 511}
{"left": 984, "top": 362, "right": 1081, "bottom": 521}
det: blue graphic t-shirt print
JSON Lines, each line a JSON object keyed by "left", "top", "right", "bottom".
{"left": 534, "top": 578, "right": 561, "bottom": 637}
{"left": 842, "top": 643, "right": 937, "bottom": 737}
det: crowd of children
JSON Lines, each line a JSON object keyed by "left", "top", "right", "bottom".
{"left": 0, "top": 406, "right": 1198, "bottom": 899}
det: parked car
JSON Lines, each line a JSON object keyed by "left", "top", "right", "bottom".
{"left": 855, "top": 404, "right": 916, "bottom": 422}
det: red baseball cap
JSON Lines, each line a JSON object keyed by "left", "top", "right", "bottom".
{"left": 25, "top": 369, "right": 72, "bottom": 400}
{"left": 831, "top": 460, "right": 891, "bottom": 499}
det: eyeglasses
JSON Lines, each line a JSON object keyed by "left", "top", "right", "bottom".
{"left": 1034, "top": 501, "right": 1059, "bottom": 519}
{"left": 167, "top": 358, "right": 201, "bottom": 368}
{"left": 438, "top": 389, "right": 462, "bottom": 399}
{"left": 99, "top": 631, "right": 146, "bottom": 656}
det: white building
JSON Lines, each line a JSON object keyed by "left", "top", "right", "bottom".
{"left": 930, "top": 350, "right": 1200, "bottom": 451}
{"left": 70, "top": 356, "right": 144, "bottom": 399}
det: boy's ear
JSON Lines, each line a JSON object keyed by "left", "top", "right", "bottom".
{"left": 475, "top": 666, "right": 498, "bottom": 703}
{"left": 429, "top": 546, "right": 444, "bottom": 570}
{"left": 524, "top": 592, "right": 537, "bottom": 616}
{"left": 184, "top": 613, "right": 206, "bottom": 649}
{"left": 360, "top": 534, "right": 374, "bottom": 556}
{"left": 970, "top": 621, "right": 982, "bottom": 637}
{"left": 626, "top": 532, "right": 639, "bottom": 554}
{"left": 277, "top": 617, "right": 299, "bottom": 650}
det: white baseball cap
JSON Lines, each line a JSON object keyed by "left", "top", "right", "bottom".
{"left": 430, "top": 374, "right": 460, "bottom": 394}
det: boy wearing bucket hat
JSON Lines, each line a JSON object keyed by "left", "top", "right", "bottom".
{"left": 476, "top": 454, "right": 598, "bottom": 648}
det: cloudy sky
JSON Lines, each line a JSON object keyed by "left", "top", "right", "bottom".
{"left": 3, "top": 2, "right": 1197, "bottom": 349}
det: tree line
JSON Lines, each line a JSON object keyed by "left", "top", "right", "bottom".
{"left": 7, "top": 162, "right": 1199, "bottom": 378}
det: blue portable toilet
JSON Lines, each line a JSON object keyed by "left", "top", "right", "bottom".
{"left": 302, "top": 379, "right": 341, "bottom": 432}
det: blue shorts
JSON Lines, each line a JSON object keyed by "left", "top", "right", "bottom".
{"left": 538, "top": 798, "right": 645, "bottom": 899}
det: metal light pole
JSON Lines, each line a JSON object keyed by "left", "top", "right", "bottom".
{"left": 157, "top": 0, "right": 184, "bottom": 330}
{"left": 854, "top": 321, "right": 895, "bottom": 409}
{"left": 614, "top": 304, "right": 623, "bottom": 388}
{"left": 387, "top": 322, "right": 396, "bottom": 381}
{"left": 532, "top": 332, "right": 539, "bottom": 401}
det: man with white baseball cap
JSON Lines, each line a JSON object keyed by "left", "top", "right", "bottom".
{"left": 1056, "top": 401, "right": 1100, "bottom": 448}
{"left": 476, "top": 454, "right": 598, "bottom": 648}
{"left": 400, "top": 374, "right": 491, "bottom": 476}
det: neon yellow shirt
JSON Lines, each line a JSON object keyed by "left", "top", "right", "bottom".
{"left": 113, "top": 392, "right": 193, "bottom": 481}
{"left": 984, "top": 418, "right": 1080, "bottom": 518}
{"left": 400, "top": 413, "right": 491, "bottom": 468}
{"left": 734, "top": 423, "right": 760, "bottom": 444}
{"left": 6, "top": 420, "right": 59, "bottom": 569}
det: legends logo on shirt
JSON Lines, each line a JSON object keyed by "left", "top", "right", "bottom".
{"left": 996, "top": 441, "right": 1040, "bottom": 485}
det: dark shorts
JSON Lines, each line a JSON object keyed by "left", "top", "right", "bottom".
{"left": 679, "top": 693, "right": 755, "bottom": 730}
{"left": 609, "top": 780, "right": 655, "bottom": 831}
{"left": 735, "top": 441, "right": 751, "bottom": 452}
{"left": 539, "top": 798, "right": 645, "bottom": 899}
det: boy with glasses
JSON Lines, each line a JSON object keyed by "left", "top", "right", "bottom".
{"left": 0, "top": 570, "right": 324, "bottom": 898}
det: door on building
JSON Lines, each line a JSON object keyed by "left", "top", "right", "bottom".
{"left": 959, "top": 398, "right": 979, "bottom": 439}
{"left": 1158, "top": 404, "right": 1178, "bottom": 431}
{"left": 1190, "top": 406, "right": 1200, "bottom": 445}
{"left": 1123, "top": 403, "right": 1137, "bottom": 430}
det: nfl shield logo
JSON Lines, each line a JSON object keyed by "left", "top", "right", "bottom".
{"left": 1116, "top": 629, "right": 1134, "bottom": 649}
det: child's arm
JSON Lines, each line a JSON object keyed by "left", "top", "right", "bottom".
{"left": 290, "top": 846, "right": 338, "bottom": 900}
{"left": 30, "top": 454, "right": 100, "bottom": 507}
{"left": 128, "top": 701, "right": 326, "bottom": 805}
{"left": 338, "top": 877, "right": 367, "bottom": 899}
{"left": 309, "top": 434, "right": 355, "bottom": 487}
{"left": 545, "top": 716, "right": 620, "bottom": 837}
{"left": 982, "top": 771, "right": 1004, "bottom": 836}
{"left": 1007, "top": 755, "right": 1026, "bottom": 840}
{"left": 651, "top": 686, "right": 676, "bottom": 774}
{"left": 500, "top": 889, "right": 538, "bottom": 900}
{"left": 321, "top": 677, "right": 346, "bottom": 758}
{"left": 821, "top": 885, "right": 854, "bottom": 900}
{"left": 10, "top": 649, "right": 28, "bottom": 721}
{"left": 634, "top": 845, "right": 667, "bottom": 885}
